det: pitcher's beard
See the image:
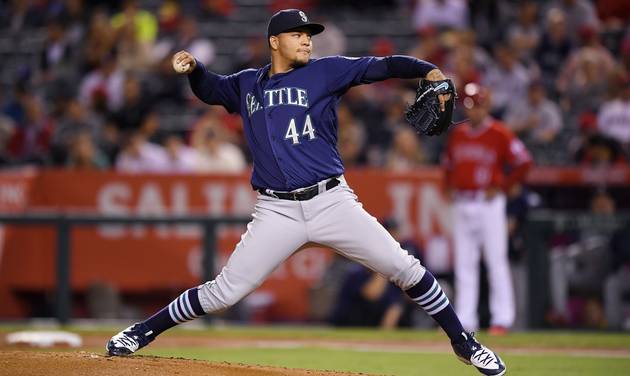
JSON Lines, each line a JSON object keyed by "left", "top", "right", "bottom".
{"left": 291, "top": 59, "right": 308, "bottom": 68}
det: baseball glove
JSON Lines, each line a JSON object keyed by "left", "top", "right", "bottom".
{"left": 404, "top": 79, "right": 456, "bottom": 136}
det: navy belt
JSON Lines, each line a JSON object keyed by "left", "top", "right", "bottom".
{"left": 258, "top": 178, "right": 341, "bottom": 201}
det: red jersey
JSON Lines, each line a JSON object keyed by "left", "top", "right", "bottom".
{"left": 443, "top": 118, "right": 532, "bottom": 191}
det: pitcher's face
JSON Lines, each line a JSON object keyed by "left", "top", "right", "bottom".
{"left": 272, "top": 29, "right": 312, "bottom": 67}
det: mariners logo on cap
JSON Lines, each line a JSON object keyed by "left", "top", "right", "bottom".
{"left": 267, "top": 9, "right": 325, "bottom": 37}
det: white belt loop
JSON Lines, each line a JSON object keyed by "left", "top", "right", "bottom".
{"left": 338, "top": 175, "right": 346, "bottom": 186}
{"left": 265, "top": 189, "right": 279, "bottom": 199}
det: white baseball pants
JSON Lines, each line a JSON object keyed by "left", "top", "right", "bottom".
{"left": 196, "top": 178, "right": 426, "bottom": 313}
{"left": 452, "top": 193, "right": 515, "bottom": 330}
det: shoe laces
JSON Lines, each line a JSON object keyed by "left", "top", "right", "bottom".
{"left": 115, "top": 334, "right": 139, "bottom": 349}
{"left": 112, "top": 325, "right": 146, "bottom": 349}
{"left": 471, "top": 347, "right": 496, "bottom": 367}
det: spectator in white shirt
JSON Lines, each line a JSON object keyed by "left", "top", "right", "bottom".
{"left": 162, "top": 133, "right": 200, "bottom": 173}
{"left": 191, "top": 110, "right": 246, "bottom": 173}
{"left": 505, "top": 81, "right": 563, "bottom": 144}
{"left": 413, "top": 0, "right": 469, "bottom": 31}
{"left": 483, "top": 44, "right": 531, "bottom": 117}
{"left": 115, "top": 131, "right": 168, "bottom": 173}
{"left": 79, "top": 53, "right": 125, "bottom": 112}
{"left": 598, "top": 80, "right": 630, "bottom": 148}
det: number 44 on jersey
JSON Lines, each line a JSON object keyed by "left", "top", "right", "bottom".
{"left": 285, "top": 115, "right": 315, "bottom": 145}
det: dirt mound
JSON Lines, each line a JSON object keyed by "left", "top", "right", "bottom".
{"left": 0, "top": 351, "right": 366, "bottom": 376}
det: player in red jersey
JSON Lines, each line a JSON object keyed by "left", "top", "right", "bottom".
{"left": 443, "top": 83, "right": 533, "bottom": 335}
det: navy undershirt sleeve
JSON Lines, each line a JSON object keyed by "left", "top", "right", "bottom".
{"left": 362, "top": 55, "right": 437, "bottom": 82}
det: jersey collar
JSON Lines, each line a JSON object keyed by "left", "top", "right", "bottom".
{"left": 258, "top": 59, "right": 315, "bottom": 83}
{"left": 256, "top": 64, "right": 272, "bottom": 84}
{"left": 466, "top": 117, "right": 493, "bottom": 137}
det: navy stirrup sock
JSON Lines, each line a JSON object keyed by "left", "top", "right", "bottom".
{"left": 143, "top": 287, "right": 205, "bottom": 337}
{"left": 405, "top": 270, "right": 466, "bottom": 343}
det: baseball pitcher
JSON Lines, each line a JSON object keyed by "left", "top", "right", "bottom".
{"left": 107, "top": 10, "right": 505, "bottom": 376}
{"left": 443, "top": 83, "right": 533, "bottom": 334}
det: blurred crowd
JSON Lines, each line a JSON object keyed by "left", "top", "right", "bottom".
{"left": 0, "top": 0, "right": 628, "bottom": 171}
{"left": 1, "top": 0, "right": 627, "bottom": 330}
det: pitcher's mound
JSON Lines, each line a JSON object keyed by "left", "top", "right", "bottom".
{"left": 0, "top": 351, "right": 366, "bottom": 376}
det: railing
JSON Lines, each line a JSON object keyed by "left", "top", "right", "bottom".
{"left": 523, "top": 210, "right": 630, "bottom": 328}
{"left": 0, "top": 213, "right": 251, "bottom": 324}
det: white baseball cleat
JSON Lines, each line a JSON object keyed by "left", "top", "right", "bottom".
{"left": 451, "top": 332, "right": 506, "bottom": 376}
{"left": 106, "top": 323, "right": 155, "bottom": 356}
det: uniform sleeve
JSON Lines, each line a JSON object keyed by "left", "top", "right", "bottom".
{"left": 503, "top": 131, "right": 533, "bottom": 189}
{"left": 322, "top": 55, "right": 437, "bottom": 95}
{"left": 187, "top": 60, "right": 242, "bottom": 114}
{"left": 321, "top": 56, "right": 376, "bottom": 94}
{"left": 506, "top": 133, "right": 532, "bottom": 166}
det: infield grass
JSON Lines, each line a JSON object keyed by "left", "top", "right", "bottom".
{"left": 2, "top": 325, "right": 630, "bottom": 375}
{"left": 144, "top": 345, "right": 630, "bottom": 376}
{"left": 129, "top": 327, "right": 630, "bottom": 375}
{"left": 3, "top": 325, "right": 628, "bottom": 349}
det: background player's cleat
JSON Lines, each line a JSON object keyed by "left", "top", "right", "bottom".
{"left": 451, "top": 332, "right": 506, "bottom": 376}
{"left": 106, "top": 323, "right": 155, "bottom": 356}
{"left": 488, "top": 325, "right": 509, "bottom": 336}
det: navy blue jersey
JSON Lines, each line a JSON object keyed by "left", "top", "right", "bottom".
{"left": 189, "top": 55, "right": 435, "bottom": 191}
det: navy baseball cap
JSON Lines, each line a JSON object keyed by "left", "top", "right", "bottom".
{"left": 267, "top": 9, "right": 325, "bottom": 39}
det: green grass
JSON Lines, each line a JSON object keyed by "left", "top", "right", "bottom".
{"left": 2, "top": 325, "right": 630, "bottom": 375}
{"left": 2, "top": 325, "right": 629, "bottom": 349}
{"left": 143, "top": 346, "right": 630, "bottom": 376}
